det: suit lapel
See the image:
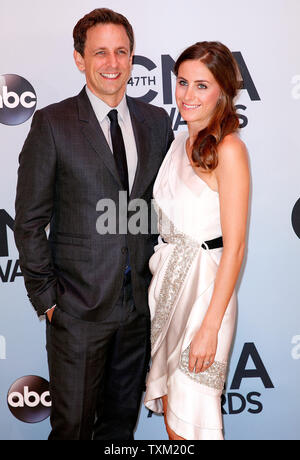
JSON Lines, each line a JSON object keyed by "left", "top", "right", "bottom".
{"left": 76, "top": 88, "right": 123, "bottom": 188}
{"left": 127, "top": 96, "right": 160, "bottom": 200}
{"left": 76, "top": 89, "right": 161, "bottom": 198}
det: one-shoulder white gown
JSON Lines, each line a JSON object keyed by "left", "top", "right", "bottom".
{"left": 144, "top": 131, "right": 237, "bottom": 440}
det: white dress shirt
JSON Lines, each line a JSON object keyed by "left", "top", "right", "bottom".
{"left": 85, "top": 85, "right": 138, "bottom": 194}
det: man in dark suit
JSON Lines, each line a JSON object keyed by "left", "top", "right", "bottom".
{"left": 14, "top": 8, "right": 174, "bottom": 440}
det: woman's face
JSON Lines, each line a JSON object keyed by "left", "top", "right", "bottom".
{"left": 175, "top": 59, "right": 222, "bottom": 133}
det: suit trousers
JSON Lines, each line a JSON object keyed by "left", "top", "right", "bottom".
{"left": 46, "top": 275, "right": 150, "bottom": 440}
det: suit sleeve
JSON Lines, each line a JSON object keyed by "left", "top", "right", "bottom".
{"left": 14, "top": 109, "right": 57, "bottom": 317}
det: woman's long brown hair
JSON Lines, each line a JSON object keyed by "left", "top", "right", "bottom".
{"left": 174, "top": 41, "right": 240, "bottom": 171}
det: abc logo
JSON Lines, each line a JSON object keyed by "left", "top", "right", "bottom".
{"left": 7, "top": 375, "right": 51, "bottom": 423}
{"left": 0, "top": 74, "right": 37, "bottom": 126}
{"left": 292, "top": 198, "right": 300, "bottom": 238}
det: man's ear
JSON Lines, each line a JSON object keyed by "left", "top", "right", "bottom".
{"left": 74, "top": 50, "right": 85, "bottom": 72}
{"left": 129, "top": 52, "right": 134, "bottom": 67}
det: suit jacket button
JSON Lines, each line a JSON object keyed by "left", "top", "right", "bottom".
{"left": 121, "top": 247, "right": 128, "bottom": 255}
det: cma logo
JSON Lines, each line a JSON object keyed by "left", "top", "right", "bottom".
{"left": 130, "top": 52, "right": 260, "bottom": 130}
{"left": 0, "top": 74, "right": 37, "bottom": 126}
{"left": 0, "top": 210, "right": 23, "bottom": 283}
{"left": 222, "top": 343, "right": 274, "bottom": 415}
{"left": 147, "top": 342, "right": 273, "bottom": 419}
{"left": 7, "top": 375, "right": 51, "bottom": 423}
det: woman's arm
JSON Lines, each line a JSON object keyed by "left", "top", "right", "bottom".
{"left": 189, "top": 134, "right": 250, "bottom": 373}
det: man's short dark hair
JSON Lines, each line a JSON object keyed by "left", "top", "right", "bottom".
{"left": 73, "top": 8, "right": 135, "bottom": 56}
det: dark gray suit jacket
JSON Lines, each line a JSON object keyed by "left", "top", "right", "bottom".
{"left": 14, "top": 87, "right": 174, "bottom": 321}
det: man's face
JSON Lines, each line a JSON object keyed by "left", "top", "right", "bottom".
{"left": 74, "top": 23, "right": 133, "bottom": 107}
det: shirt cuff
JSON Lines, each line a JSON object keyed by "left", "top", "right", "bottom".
{"left": 44, "top": 304, "right": 56, "bottom": 313}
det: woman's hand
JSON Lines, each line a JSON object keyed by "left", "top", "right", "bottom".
{"left": 189, "top": 326, "right": 218, "bottom": 373}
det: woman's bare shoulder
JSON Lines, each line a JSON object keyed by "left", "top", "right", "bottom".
{"left": 216, "top": 133, "right": 249, "bottom": 181}
{"left": 217, "top": 133, "right": 248, "bottom": 165}
{"left": 219, "top": 132, "right": 247, "bottom": 152}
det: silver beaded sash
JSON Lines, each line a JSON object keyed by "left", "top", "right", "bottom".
{"left": 151, "top": 204, "right": 227, "bottom": 389}
{"left": 150, "top": 205, "right": 203, "bottom": 350}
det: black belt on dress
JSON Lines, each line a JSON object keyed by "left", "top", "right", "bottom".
{"left": 161, "top": 235, "right": 223, "bottom": 249}
{"left": 201, "top": 236, "right": 223, "bottom": 250}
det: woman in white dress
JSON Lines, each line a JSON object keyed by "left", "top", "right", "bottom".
{"left": 144, "top": 42, "right": 250, "bottom": 440}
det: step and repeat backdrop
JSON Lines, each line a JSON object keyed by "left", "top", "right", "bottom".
{"left": 0, "top": 0, "right": 299, "bottom": 440}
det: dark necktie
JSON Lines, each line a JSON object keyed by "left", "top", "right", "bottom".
{"left": 108, "top": 109, "right": 131, "bottom": 276}
{"left": 107, "top": 109, "right": 129, "bottom": 193}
